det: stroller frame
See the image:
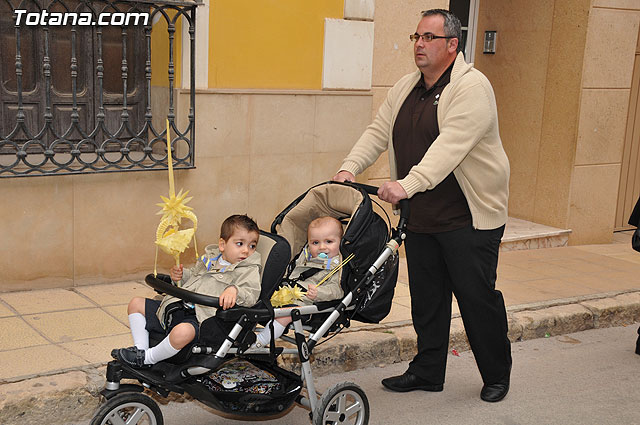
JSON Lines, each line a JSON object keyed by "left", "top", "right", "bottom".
{"left": 91, "top": 182, "right": 409, "bottom": 425}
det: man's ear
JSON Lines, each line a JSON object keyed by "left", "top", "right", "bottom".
{"left": 449, "top": 37, "right": 459, "bottom": 54}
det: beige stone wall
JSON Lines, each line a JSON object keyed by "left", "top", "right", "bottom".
{"left": 0, "top": 91, "right": 372, "bottom": 291}
{"left": 176, "top": 90, "right": 372, "bottom": 233}
{"left": 7, "top": 2, "right": 640, "bottom": 291}
{"left": 532, "top": 1, "right": 591, "bottom": 232}
{"left": 0, "top": 171, "right": 171, "bottom": 291}
{"left": 475, "top": 0, "right": 557, "bottom": 222}
{"left": 568, "top": 1, "right": 640, "bottom": 244}
{"left": 475, "top": 0, "right": 640, "bottom": 244}
{"left": 476, "top": 0, "right": 640, "bottom": 244}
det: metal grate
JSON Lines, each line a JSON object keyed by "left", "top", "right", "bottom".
{"left": 0, "top": 0, "right": 199, "bottom": 177}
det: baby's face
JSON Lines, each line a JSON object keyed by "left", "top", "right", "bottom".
{"left": 308, "top": 223, "right": 341, "bottom": 259}
{"left": 219, "top": 228, "right": 259, "bottom": 264}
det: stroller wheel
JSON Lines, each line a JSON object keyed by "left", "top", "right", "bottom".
{"left": 313, "top": 381, "right": 369, "bottom": 425}
{"left": 90, "top": 392, "right": 163, "bottom": 425}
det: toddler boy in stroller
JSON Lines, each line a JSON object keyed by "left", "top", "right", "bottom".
{"left": 254, "top": 216, "right": 345, "bottom": 347}
{"left": 114, "top": 214, "right": 262, "bottom": 368}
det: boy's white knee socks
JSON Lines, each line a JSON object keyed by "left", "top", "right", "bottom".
{"left": 128, "top": 313, "right": 149, "bottom": 350}
{"left": 255, "top": 321, "right": 286, "bottom": 347}
{"left": 144, "top": 336, "right": 179, "bottom": 365}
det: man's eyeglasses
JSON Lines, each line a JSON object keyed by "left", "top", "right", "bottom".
{"left": 410, "top": 32, "right": 454, "bottom": 42}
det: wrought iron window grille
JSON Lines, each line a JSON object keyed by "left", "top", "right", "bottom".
{"left": 0, "top": 0, "right": 199, "bottom": 177}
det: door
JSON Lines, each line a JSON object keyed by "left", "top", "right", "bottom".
{"left": 449, "top": 0, "right": 479, "bottom": 62}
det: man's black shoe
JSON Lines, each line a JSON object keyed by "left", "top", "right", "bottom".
{"left": 115, "top": 346, "right": 151, "bottom": 369}
{"left": 480, "top": 370, "right": 510, "bottom": 402}
{"left": 381, "top": 371, "right": 443, "bottom": 393}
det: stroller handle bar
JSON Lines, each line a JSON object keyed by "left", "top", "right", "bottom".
{"left": 270, "top": 181, "right": 410, "bottom": 233}
{"left": 145, "top": 273, "right": 221, "bottom": 308}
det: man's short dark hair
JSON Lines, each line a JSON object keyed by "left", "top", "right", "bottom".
{"left": 220, "top": 214, "right": 259, "bottom": 241}
{"left": 421, "top": 9, "right": 463, "bottom": 53}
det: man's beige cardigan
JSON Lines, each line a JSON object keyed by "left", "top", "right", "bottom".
{"left": 339, "top": 52, "right": 510, "bottom": 230}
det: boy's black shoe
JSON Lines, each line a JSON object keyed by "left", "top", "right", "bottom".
{"left": 381, "top": 371, "right": 443, "bottom": 392}
{"left": 115, "top": 346, "right": 151, "bottom": 369}
{"left": 635, "top": 327, "right": 640, "bottom": 355}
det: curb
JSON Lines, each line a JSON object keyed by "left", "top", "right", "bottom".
{"left": 2, "top": 291, "right": 639, "bottom": 425}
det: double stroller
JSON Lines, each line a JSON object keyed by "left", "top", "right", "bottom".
{"left": 91, "top": 181, "right": 409, "bottom": 425}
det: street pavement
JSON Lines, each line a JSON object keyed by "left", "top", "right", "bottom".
{"left": 119, "top": 326, "right": 640, "bottom": 425}
{"left": 1, "top": 230, "right": 639, "bottom": 424}
{"left": 144, "top": 325, "right": 640, "bottom": 425}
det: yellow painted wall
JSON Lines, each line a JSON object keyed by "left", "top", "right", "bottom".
{"left": 209, "top": 0, "right": 343, "bottom": 89}
{"left": 151, "top": 9, "right": 182, "bottom": 87}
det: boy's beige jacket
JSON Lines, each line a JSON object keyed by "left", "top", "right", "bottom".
{"left": 157, "top": 244, "right": 262, "bottom": 325}
{"left": 339, "top": 52, "right": 510, "bottom": 230}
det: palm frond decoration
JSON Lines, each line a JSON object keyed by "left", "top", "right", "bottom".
{"left": 154, "top": 120, "right": 198, "bottom": 276}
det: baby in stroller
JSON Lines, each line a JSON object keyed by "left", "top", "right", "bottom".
{"left": 254, "top": 216, "right": 345, "bottom": 347}
{"left": 114, "top": 214, "right": 262, "bottom": 368}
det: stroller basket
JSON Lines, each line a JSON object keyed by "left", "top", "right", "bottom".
{"left": 188, "top": 358, "right": 302, "bottom": 416}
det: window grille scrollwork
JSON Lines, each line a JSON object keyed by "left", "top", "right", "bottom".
{"left": 0, "top": 0, "right": 199, "bottom": 177}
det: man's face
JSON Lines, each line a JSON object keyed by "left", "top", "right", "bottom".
{"left": 308, "top": 223, "right": 342, "bottom": 259}
{"left": 413, "top": 15, "right": 457, "bottom": 72}
{"left": 219, "top": 228, "right": 259, "bottom": 264}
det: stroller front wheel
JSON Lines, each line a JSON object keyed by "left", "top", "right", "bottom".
{"left": 313, "top": 381, "right": 369, "bottom": 425}
{"left": 90, "top": 392, "right": 163, "bottom": 425}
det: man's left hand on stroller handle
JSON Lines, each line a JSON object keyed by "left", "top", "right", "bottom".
{"left": 378, "top": 181, "right": 408, "bottom": 204}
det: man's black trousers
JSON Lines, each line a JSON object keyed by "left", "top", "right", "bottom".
{"left": 405, "top": 225, "right": 512, "bottom": 385}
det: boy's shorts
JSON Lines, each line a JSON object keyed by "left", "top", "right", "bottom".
{"left": 145, "top": 298, "right": 200, "bottom": 341}
{"left": 144, "top": 298, "right": 238, "bottom": 354}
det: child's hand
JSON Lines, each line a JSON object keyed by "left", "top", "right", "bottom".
{"left": 306, "top": 284, "right": 318, "bottom": 300}
{"left": 219, "top": 286, "right": 238, "bottom": 310}
{"left": 170, "top": 264, "right": 183, "bottom": 283}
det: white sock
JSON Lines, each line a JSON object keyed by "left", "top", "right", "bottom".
{"left": 255, "top": 321, "right": 286, "bottom": 347}
{"left": 128, "top": 313, "right": 149, "bottom": 350}
{"left": 144, "top": 336, "right": 180, "bottom": 364}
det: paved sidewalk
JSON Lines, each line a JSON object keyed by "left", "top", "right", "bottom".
{"left": 1, "top": 231, "right": 639, "bottom": 424}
